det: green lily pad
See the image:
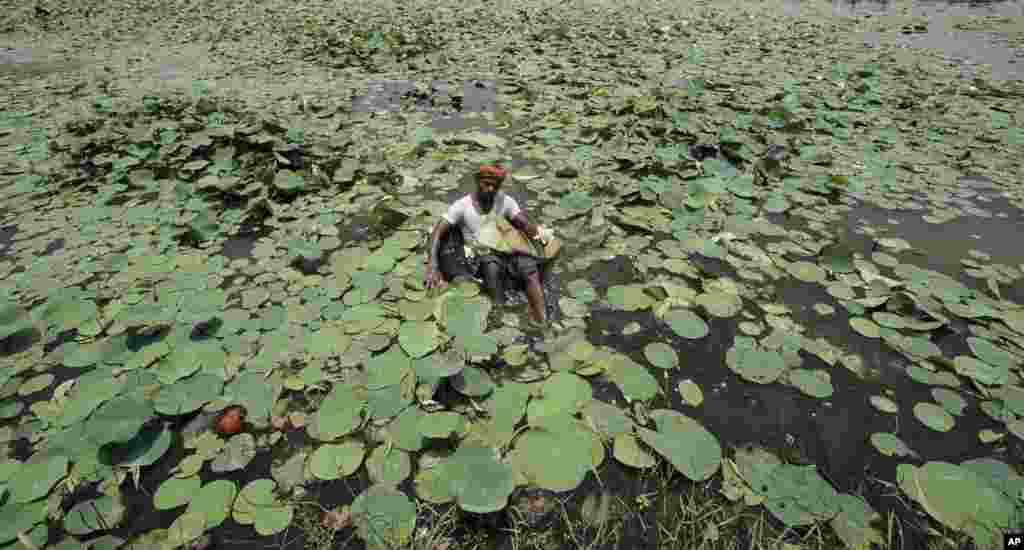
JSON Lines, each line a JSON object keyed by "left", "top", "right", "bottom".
{"left": 211, "top": 433, "right": 256, "bottom": 473}
{"left": 86, "top": 393, "right": 154, "bottom": 445}
{"left": 605, "top": 355, "right": 660, "bottom": 402}
{"left": 0, "top": 498, "right": 47, "bottom": 544}
{"left": 64, "top": 495, "right": 125, "bottom": 536}
{"left": 17, "top": 373, "right": 53, "bottom": 396}
{"left": 677, "top": 379, "right": 704, "bottom": 407}
{"left": 849, "top": 317, "right": 880, "bottom": 338}
{"left": 643, "top": 342, "right": 678, "bottom": 369}
{"left": 309, "top": 439, "right": 366, "bottom": 480}
{"left": 953, "top": 355, "right": 1009, "bottom": 386}
{"left": 613, "top": 433, "right": 657, "bottom": 469}
{"left": 931, "top": 387, "right": 968, "bottom": 416}
{"left": 527, "top": 372, "right": 593, "bottom": 430}
{"left": 108, "top": 422, "right": 172, "bottom": 467}
{"left": 695, "top": 291, "right": 744, "bottom": 318}
{"left": 153, "top": 373, "right": 224, "bottom": 416}
{"left": 761, "top": 463, "right": 841, "bottom": 526}
{"left": 870, "top": 432, "right": 917, "bottom": 458}
{"left": 831, "top": 494, "right": 884, "bottom": 550}
{"left": 154, "top": 475, "right": 201, "bottom": 510}
{"left": 638, "top": 410, "right": 720, "bottom": 481}
{"left": 398, "top": 321, "right": 441, "bottom": 358}
{"left": 606, "top": 285, "right": 654, "bottom": 311}
{"left": 351, "top": 485, "right": 416, "bottom": 550}
{"left": 913, "top": 402, "right": 955, "bottom": 432}
{"left": 314, "top": 384, "right": 367, "bottom": 440}
{"left": 726, "top": 343, "right": 786, "bottom": 384}
{"left": 8, "top": 454, "right": 68, "bottom": 503}
{"left": 788, "top": 369, "right": 834, "bottom": 398}
{"left": 366, "top": 446, "right": 412, "bottom": 487}
{"left": 512, "top": 425, "right": 598, "bottom": 492}
{"left": 184, "top": 479, "right": 238, "bottom": 529}
{"left": 232, "top": 479, "right": 294, "bottom": 536}
{"left": 664, "top": 309, "right": 709, "bottom": 339}
{"left": 967, "top": 337, "right": 1019, "bottom": 371}
{"left": 448, "top": 443, "right": 516, "bottom": 513}
{"left": 787, "top": 261, "right": 828, "bottom": 283}
{"left": 418, "top": 412, "right": 467, "bottom": 439}
{"left": 451, "top": 366, "right": 494, "bottom": 397}
{"left": 869, "top": 395, "right": 899, "bottom": 414}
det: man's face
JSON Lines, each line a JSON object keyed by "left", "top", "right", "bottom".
{"left": 477, "top": 175, "right": 502, "bottom": 203}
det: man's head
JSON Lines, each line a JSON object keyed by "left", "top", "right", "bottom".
{"left": 476, "top": 164, "right": 507, "bottom": 206}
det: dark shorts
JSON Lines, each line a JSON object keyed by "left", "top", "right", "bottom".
{"left": 437, "top": 229, "right": 540, "bottom": 286}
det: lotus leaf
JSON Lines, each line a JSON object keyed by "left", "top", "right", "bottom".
{"left": 273, "top": 169, "right": 305, "bottom": 192}
{"left": 166, "top": 511, "right": 207, "bottom": 549}
{"left": 233, "top": 479, "right": 294, "bottom": 536}
{"left": 222, "top": 371, "right": 279, "bottom": 425}
{"left": 848, "top": 317, "right": 880, "bottom": 338}
{"left": 351, "top": 485, "right": 416, "bottom": 549}
{"left": 411, "top": 349, "right": 464, "bottom": 380}
{"left": 513, "top": 425, "right": 599, "bottom": 492}
{"left": 664, "top": 308, "right": 709, "bottom": 339}
{"left": 831, "top": 494, "right": 884, "bottom": 550}
{"left": 414, "top": 458, "right": 455, "bottom": 504}
{"left": 8, "top": 454, "right": 68, "bottom": 503}
{"left": 315, "top": 384, "right": 367, "bottom": 440}
{"left": 17, "top": 373, "right": 53, "bottom": 396}
{"left": 0, "top": 298, "right": 33, "bottom": 342}
{"left": 726, "top": 344, "right": 785, "bottom": 384}
{"left": 966, "top": 337, "right": 1018, "bottom": 370}
{"left": 953, "top": 355, "right": 1009, "bottom": 386}
{"left": 527, "top": 372, "right": 593, "bottom": 429}
{"left": 448, "top": 443, "right": 516, "bottom": 513}
{"left": 677, "top": 379, "right": 704, "bottom": 407}
{"left": 309, "top": 439, "right": 365, "bottom": 480}
{"left": 211, "top": 433, "right": 256, "bottom": 473}
{"left": 606, "top": 285, "right": 653, "bottom": 311}
{"left": 897, "top": 462, "right": 1018, "bottom": 549}
{"left": 961, "top": 458, "right": 1024, "bottom": 502}
{"left": 154, "top": 476, "right": 201, "bottom": 510}
{"left": 869, "top": 395, "right": 899, "bottom": 414}
{"left": 64, "top": 495, "right": 126, "bottom": 535}
{"left": 605, "top": 355, "right": 660, "bottom": 402}
{"left": 153, "top": 373, "right": 223, "bottom": 416}
{"left": 109, "top": 422, "right": 172, "bottom": 467}
{"left": 870, "top": 432, "right": 917, "bottom": 458}
{"left": 418, "top": 411, "right": 467, "bottom": 439}
{"left": 788, "top": 369, "right": 834, "bottom": 398}
{"left": 931, "top": 388, "right": 968, "bottom": 416}
{"left": 581, "top": 399, "right": 634, "bottom": 439}
{"left": 0, "top": 497, "right": 47, "bottom": 544}
{"left": 639, "top": 410, "right": 721, "bottom": 481}
{"left": 613, "top": 433, "right": 656, "bottom": 469}
{"left": 762, "top": 464, "right": 841, "bottom": 526}
{"left": 786, "top": 261, "right": 827, "bottom": 283}
{"left": 398, "top": 321, "right": 441, "bottom": 358}
{"left": 478, "top": 382, "right": 531, "bottom": 448}
{"left": 366, "top": 446, "right": 412, "bottom": 486}
{"left": 271, "top": 451, "right": 308, "bottom": 493}
{"left": 914, "top": 403, "right": 955, "bottom": 432}
{"left": 57, "top": 370, "right": 124, "bottom": 427}
{"left": 643, "top": 342, "right": 678, "bottom": 369}
{"left": 452, "top": 366, "right": 494, "bottom": 397}
{"left": 695, "top": 291, "right": 744, "bottom": 318}
{"left": 37, "top": 296, "right": 98, "bottom": 333}
{"left": 387, "top": 406, "right": 425, "bottom": 452}
{"left": 0, "top": 400, "right": 23, "bottom": 419}
{"left": 184, "top": 479, "right": 237, "bottom": 529}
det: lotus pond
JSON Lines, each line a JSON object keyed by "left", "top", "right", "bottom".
{"left": 1, "top": 0, "right": 1024, "bottom": 549}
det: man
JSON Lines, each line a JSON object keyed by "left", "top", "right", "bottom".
{"left": 425, "top": 164, "right": 554, "bottom": 326}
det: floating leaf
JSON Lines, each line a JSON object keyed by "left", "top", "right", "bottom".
{"left": 310, "top": 440, "right": 366, "bottom": 480}
{"left": 398, "top": 321, "right": 441, "bottom": 358}
{"left": 695, "top": 291, "right": 743, "bottom": 318}
{"left": 613, "top": 433, "right": 656, "bottom": 469}
{"left": 448, "top": 443, "right": 516, "bottom": 513}
{"left": 512, "top": 425, "right": 598, "bottom": 492}
{"left": 451, "top": 367, "right": 494, "bottom": 397}
{"left": 869, "top": 395, "right": 899, "bottom": 414}
{"left": 726, "top": 344, "right": 786, "bottom": 384}
{"left": 366, "top": 446, "right": 412, "bottom": 486}
{"left": 643, "top": 342, "right": 678, "bottom": 369}
{"left": 787, "top": 261, "right": 827, "bottom": 283}
{"left": 185, "top": 479, "right": 238, "bottom": 529}
{"left": 664, "top": 309, "right": 709, "bottom": 339}
{"left": 677, "top": 379, "right": 704, "bottom": 407}
{"left": 154, "top": 476, "right": 201, "bottom": 510}
{"left": 913, "top": 402, "right": 955, "bottom": 432}
{"left": 211, "top": 433, "right": 256, "bottom": 473}
{"left": 8, "top": 455, "right": 68, "bottom": 503}
{"left": 870, "top": 432, "right": 917, "bottom": 458}
{"left": 351, "top": 485, "right": 416, "bottom": 549}
{"left": 788, "top": 369, "right": 834, "bottom": 398}
{"left": 849, "top": 317, "right": 880, "bottom": 338}
{"left": 64, "top": 495, "right": 125, "bottom": 536}
{"left": 233, "top": 479, "right": 293, "bottom": 536}
{"left": 638, "top": 411, "right": 720, "bottom": 481}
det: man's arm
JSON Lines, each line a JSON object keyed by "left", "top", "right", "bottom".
{"left": 508, "top": 212, "right": 540, "bottom": 239}
{"left": 427, "top": 219, "right": 451, "bottom": 269}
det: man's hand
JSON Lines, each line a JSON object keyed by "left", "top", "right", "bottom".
{"left": 535, "top": 225, "right": 554, "bottom": 245}
{"left": 425, "top": 263, "right": 442, "bottom": 290}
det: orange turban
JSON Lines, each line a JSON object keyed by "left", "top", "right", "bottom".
{"left": 478, "top": 164, "right": 507, "bottom": 179}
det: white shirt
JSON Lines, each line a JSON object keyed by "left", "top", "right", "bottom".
{"left": 442, "top": 192, "right": 522, "bottom": 245}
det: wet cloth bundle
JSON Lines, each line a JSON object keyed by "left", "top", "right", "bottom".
{"left": 473, "top": 212, "right": 561, "bottom": 261}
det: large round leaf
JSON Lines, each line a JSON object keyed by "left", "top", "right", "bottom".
{"left": 398, "top": 321, "right": 441, "bottom": 358}
{"left": 63, "top": 495, "right": 125, "bottom": 536}
{"left": 154, "top": 476, "right": 201, "bottom": 510}
{"left": 351, "top": 485, "right": 416, "bottom": 549}
{"left": 726, "top": 344, "right": 785, "bottom": 384}
{"left": 309, "top": 440, "right": 366, "bottom": 480}
{"left": 366, "top": 446, "right": 411, "bottom": 486}
{"left": 153, "top": 374, "right": 224, "bottom": 416}
{"left": 451, "top": 366, "right": 494, "bottom": 397}
{"left": 87, "top": 394, "right": 154, "bottom": 445}
{"left": 8, "top": 454, "right": 69, "bottom": 503}
{"left": 664, "top": 309, "right": 709, "bottom": 339}
{"left": 211, "top": 433, "right": 256, "bottom": 473}
{"left": 913, "top": 402, "right": 955, "bottom": 432}
{"left": 638, "top": 410, "right": 721, "bottom": 481}
{"left": 643, "top": 342, "right": 678, "bottom": 369}
{"left": 761, "top": 464, "right": 841, "bottom": 527}
{"left": 613, "top": 433, "right": 656, "bottom": 469}
{"left": 185, "top": 479, "right": 237, "bottom": 529}
{"left": 232, "top": 479, "right": 294, "bottom": 536}
{"left": 526, "top": 372, "right": 593, "bottom": 429}
{"left": 314, "top": 384, "right": 367, "bottom": 440}
{"left": 448, "top": 443, "right": 516, "bottom": 513}
{"left": 512, "top": 427, "right": 596, "bottom": 492}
